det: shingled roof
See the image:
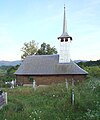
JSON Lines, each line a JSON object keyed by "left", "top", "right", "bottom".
{"left": 15, "top": 55, "right": 88, "bottom": 75}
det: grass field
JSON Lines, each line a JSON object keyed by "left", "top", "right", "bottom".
{"left": 0, "top": 77, "right": 100, "bottom": 120}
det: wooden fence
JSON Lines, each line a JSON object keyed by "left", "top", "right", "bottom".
{"left": 0, "top": 92, "right": 7, "bottom": 109}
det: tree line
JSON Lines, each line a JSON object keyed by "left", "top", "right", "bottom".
{"left": 21, "top": 40, "right": 57, "bottom": 60}
{"left": 77, "top": 60, "right": 100, "bottom": 67}
{"left": 78, "top": 60, "right": 100, "bottom": 78}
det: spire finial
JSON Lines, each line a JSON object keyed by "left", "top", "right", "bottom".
{"left": 64, "top": 4, "right": 65, "bottom": 9}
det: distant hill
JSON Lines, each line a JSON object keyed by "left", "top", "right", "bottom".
{"left": 74, "top": 60, "right": 88, "bottom": 63}
{"left": 0, "top": 60, "right": 22, "bottom": 66}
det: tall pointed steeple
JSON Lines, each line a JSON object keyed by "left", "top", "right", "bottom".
{"left": 58, "top": 4, "right": 72, "bottom": 40}
{"left": 63, "top": 4, "right": 67, "bottom": 33}
{"left": 58, "top": 5, "right": 72, "bottom": 63}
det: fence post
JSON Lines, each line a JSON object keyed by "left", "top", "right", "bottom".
{"left": 33, "top": 80, "right": 36, "bottom": 90}
{"left": 71, "top": 79, "right": 75, "bottom": 105}
{"left": 5, "top": 92, "right": 7, "bottom": 104}
{"left": 71, "top": 88, "right": 75, "bottom": 105}
{"left": 65, "top": 79, "right": 68, "bottom": 89}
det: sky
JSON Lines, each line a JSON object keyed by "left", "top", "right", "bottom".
{"left": 0, "top": 0, "right": 100, "bottom": 61}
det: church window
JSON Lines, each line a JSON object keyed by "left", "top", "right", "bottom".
{"left": 65, "top": 38, "right": 68, "bottom": 42}
{"left": 61, "top": 39, "right": 64, "bottom": 42}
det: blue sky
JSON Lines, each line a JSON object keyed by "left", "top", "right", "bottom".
{"left": 0, "top": 0, "right": 100, "bottom": 61}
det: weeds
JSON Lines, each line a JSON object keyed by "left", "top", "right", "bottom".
{"left": 0, "top": 77, "right": 100, "bottom": 120}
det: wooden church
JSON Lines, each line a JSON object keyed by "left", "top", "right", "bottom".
{"left": 15, "top": 5, "right": 88, "bottom": 86}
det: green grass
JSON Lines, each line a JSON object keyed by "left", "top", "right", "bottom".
{"left": 0, "top": 78, "right": 100, "bottom": 120}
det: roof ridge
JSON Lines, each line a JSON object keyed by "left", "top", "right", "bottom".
{"left": 30, "top": 54, "right": 59, "bottom": 57}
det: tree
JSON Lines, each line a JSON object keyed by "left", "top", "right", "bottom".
{"left": 21, "top": 40, "right": 38, "bottom": 60}
{"left": 36, "top": 42, "right": 57, "bottom": 55}
{"left": 21, "top": 41, "right": 58, "bottom": 60}
{"left": 0, "top": 65, "right": 19, "bottom": 84}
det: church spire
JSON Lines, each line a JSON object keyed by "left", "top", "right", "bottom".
{"left": 58, "top": 4, "right": 72, "bottom": 40}
{"left": 58, "top": 5, "right": 72, "bottom": 63}
{"left": 63, "top": 4, "right": 67, "bottom": 33}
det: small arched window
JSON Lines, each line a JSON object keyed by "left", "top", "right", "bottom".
{"left": 61, "top": 39, "right": 64, "bottom": 42}
{"left": 65, "top": 38, "right": 68, "bottom": 42}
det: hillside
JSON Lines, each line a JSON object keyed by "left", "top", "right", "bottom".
{"left": 0, "top": 78, "right": 100, "bottom": 120}
{"left": 78, "top": 59, "right": 100, "bottom": 67}
{"left": 0, "top": 60, "right": 22, "bottom": 66}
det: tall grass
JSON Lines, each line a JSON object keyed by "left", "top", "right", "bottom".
{"left": 0, "top": 77, "right": 100, "bottom": 120}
